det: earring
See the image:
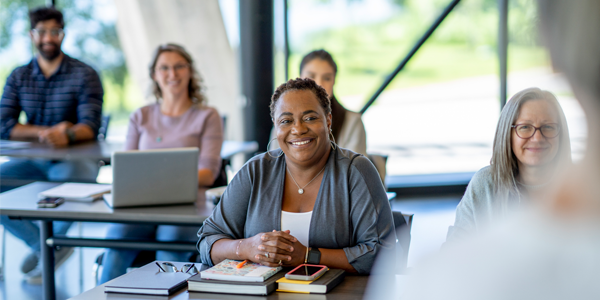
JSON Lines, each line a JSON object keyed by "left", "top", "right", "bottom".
{"left": 329, "top": 128, "right": 337, "bottom": 150}
{"left": 266, "top": 138, "right": 284, "bottom": 158}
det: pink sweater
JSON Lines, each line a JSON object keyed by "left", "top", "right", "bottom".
{"left": 125, "top": 103, "right": 223, "bottom": 179}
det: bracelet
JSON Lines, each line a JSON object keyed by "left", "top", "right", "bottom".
{"left": 235, "top": 240, "right": 243, "bottom": 258}
{"left": 304, "top": 247, "right": 310, "bottom": 264}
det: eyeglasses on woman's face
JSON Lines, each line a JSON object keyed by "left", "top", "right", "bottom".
{"left": 511, "top": 123, "right": 560, "bottom": 139}
{"left": 155, "top": 63, "right": 189, "bottom": 74}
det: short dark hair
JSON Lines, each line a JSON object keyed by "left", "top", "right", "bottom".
{"left": 29, "top": 6, "right": 64, "bottom": 29}
{"left": 299, "top": 49, "right": 338, "bottom": 76}
{"left": 270, "top": 78, "right": 331, "bottom": 119}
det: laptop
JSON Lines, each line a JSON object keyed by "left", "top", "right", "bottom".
{"left": 105, "top": 147, "right": 199, "bottom": 208}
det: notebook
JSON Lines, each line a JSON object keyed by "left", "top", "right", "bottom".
{"left": 187, "top": 271, "right": 285, "bottom": 295}
{"left": 104, "top": 261, "right": 195, "bottom": 296}
{"left": 38, "top": 183, "right": 111, "bottom": 202}
{"left": 277, "top": 269, "right": 345, "bottom": 294}
{"left": 199, "top": 259, "right": 282, "bottom": 282}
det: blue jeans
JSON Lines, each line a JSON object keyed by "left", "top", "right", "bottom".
{"left": 98, "top": 224, "right": 200, "bottom": 284}
{"left": 0, "top": 158, "right": 99, "bottom": 183}
{"left": 0, "top": 215, "right": 72, "bottom": 252}
{"left": 0, "top": 158, "right": 99, "bottom": 253}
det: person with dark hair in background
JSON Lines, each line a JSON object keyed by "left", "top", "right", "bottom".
{"left": 0, "top": 6, "right": 103, "bottom": 284}
{"left": 197, "top": 78, "right": 394, "bottom": 274}
{"left": 270, "top": 50, "right": 367, "bottom": 156}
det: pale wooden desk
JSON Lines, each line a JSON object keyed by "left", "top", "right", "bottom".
{"left": 0, "top": 140, "right": 259, "bottom": 162}
{"left": 0, "top": 182, "right": 215, "bottom": 300}
{"left": 69, "top": 274, "right": 369, "bottom": 300}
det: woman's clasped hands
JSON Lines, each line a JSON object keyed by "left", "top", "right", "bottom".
{"left": 241, "top": 230, "right": 307, "bottom": 268}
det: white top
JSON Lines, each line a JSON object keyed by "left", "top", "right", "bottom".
{"left": 280, "top": 210, "right": 313, "bottom": 247}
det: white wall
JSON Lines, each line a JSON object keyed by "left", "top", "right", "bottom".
{"left": 114, "top": 0, "right": 242, "bottom": 142}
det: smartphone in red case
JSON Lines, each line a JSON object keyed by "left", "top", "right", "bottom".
{"left": 285, "top": 264, "right": 328, "bottom": 281}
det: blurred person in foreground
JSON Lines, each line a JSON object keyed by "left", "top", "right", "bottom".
{"left": 365, "top": 1, "right": 600, "bottom": 299}
{"left": 0, "top": 6, "right": 103, "bottom": 284}
{"left": 197, "top": 78, "right": 394, "bottom": 274}
{"left": 270, "top": 50, "right": 367, "bottom": 156}
{"left": 98, "top": 43, "right": 223, "bottom": 284}
{"left": 445, "top": 87, "right": 571, "bottom": 244}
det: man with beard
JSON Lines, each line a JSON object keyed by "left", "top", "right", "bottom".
{"left": 0, "top": 6, "right": 103, "bottom": 284}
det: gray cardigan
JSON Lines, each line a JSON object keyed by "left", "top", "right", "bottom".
{"left": 446, "top": 166, "right": 521, "bottom": 243}
{"left": 197, "top": 147, "right": 395, "bottom": 274}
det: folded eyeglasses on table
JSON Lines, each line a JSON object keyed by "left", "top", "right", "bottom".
{"left": 155, "top": 262, "right": 199, "bottom": 275}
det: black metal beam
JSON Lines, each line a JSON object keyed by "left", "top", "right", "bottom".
{"left": 284, "top": 0, "right": 290, "bottom": 81}
{"left": 48, "top": 237, "right": 197, "bottom": 252}
{"left": 360, "top": 0, "right": 461, "bottom": 114}
{"left": 240, "top": 0, "right": 274, "bottom": 154}
{"left": 499, "top": 0, "right": 509, "bottom": 110}
{"left": 41, "top": 221, "right": 56, "bottom": 300}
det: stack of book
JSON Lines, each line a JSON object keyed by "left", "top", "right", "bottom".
{"left": 187, "top": 259, "right": 283, "bottom": 296}
{"left": 277, "top": 269, "right": 346, "bottom": 294}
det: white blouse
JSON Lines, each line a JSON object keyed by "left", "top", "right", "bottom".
{"left": 281, "top": 210, "right": 313, "bottom": 247}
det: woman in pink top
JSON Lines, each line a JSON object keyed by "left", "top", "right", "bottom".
{"left": 99, "top": 44, "right": 224, "bottom": 283}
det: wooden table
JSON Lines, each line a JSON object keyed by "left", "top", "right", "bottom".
{"left": 69, "top": 274, "right": 370, "bottom": 300}
{"left": 0, "top": 182, "right": 215, "bottom": 300}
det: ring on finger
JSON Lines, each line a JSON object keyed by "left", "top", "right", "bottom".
{"left": 265, "top": 252, "right": 270, "bottom": 259}
{"left": 278, "top": 260, "right": 282, "bottom": 265}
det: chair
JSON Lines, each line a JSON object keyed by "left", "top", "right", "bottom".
{"left": 367, "top": 153, "right": 388, "bottom": 188}
{"left": 392, "top": 211, "right": 413, "bottom": 271}
{"left": 210, "top": 159, "right": 229, "bottom": 188}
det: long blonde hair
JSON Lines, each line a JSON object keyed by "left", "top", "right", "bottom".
{"left": 148, "top": 43, "right": 206, "bottom": 105}
{"left": 490, "top": 87, "right": 572, "bottom": 201}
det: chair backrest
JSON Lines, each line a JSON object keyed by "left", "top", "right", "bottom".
{"left": 367, "top": 153, "right": 387, "bottom": 188}
{"left": 97, "top": 115, "right": 111, "bottom": 141}
{"left": 392, "top": 211, "right": 413, "bottom": 271}
{"left": 210, "top": 159, "right": 229, "bottom": 188}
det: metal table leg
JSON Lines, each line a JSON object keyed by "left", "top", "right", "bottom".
{"left": 40, "top": 221, "right": 55, "bottom": 300}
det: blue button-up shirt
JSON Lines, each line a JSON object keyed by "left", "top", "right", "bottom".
{"left": 0, "top": 54, "right": 104, "bottom": 139}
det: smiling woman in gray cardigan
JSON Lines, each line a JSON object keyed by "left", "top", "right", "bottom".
{"left": 197, "top": 147, "right": 394, "bottom": 274}
{"left": 197, "top": 78, "right": 394, "bottom": 274}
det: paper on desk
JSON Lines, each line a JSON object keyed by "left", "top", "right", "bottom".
{"left": 38, "top": 183, "right": 111, "bottom": 202}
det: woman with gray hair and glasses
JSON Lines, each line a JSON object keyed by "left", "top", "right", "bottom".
{"left": 446, "top": 87, "right": 571, "bottom": 243}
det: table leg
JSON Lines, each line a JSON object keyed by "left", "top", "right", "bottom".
{"left": 40, "top": 221, "right": 56, "bottom": 300}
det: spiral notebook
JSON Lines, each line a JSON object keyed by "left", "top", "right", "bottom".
{"left": 199, "top": 259, "right": 282, "bottom": 282}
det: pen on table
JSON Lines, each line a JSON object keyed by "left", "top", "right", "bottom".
{"left": 236, "top": 260, "right": 248, "bottom": 269}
